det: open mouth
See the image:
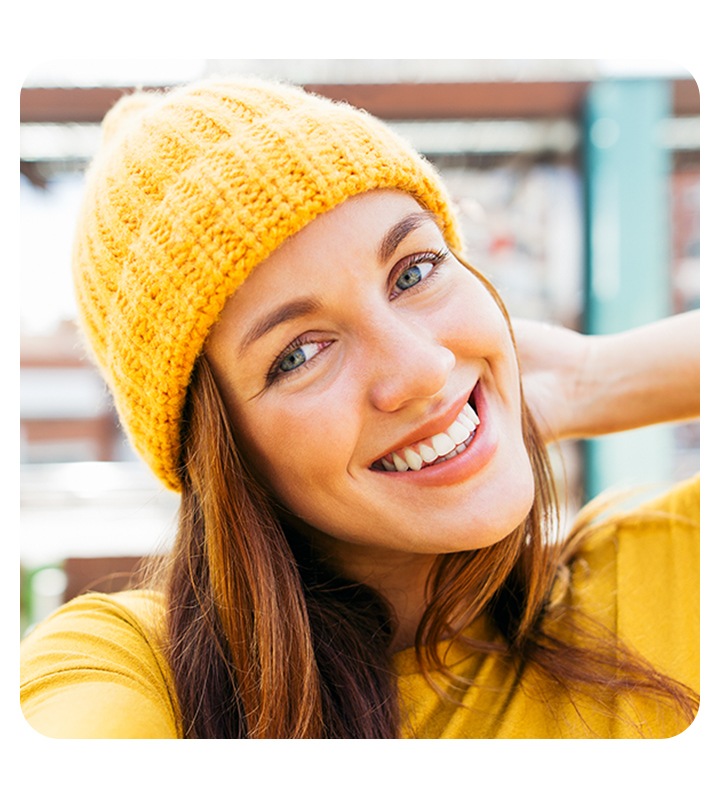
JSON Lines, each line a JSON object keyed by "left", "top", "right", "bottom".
{"left": 371, "top": 391, "right": 480, "bottom": 473}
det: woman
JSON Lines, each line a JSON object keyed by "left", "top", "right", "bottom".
{"left": 20, "top": 77, "right": 699, "bottom": 739}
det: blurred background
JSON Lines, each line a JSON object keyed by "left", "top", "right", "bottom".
{"left": 19, "top": 59, "right": 700, "bottom": 634}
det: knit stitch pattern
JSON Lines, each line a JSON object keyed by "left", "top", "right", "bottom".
{"left": 72, "top": 78, "right": 463, "bottom": 491}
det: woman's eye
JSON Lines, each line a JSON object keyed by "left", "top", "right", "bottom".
{"left": 278, "top": 348, "right": 306, "bottom": 372}
{"left": 395, "top": 263, "right": 428, "bottom": 291}
{"left": 275, "top": 341, "right": 323, "bottom": 375}
{"left": 279, "top": 342, "right": 317, "bottom": 372}
{"left": 392, "top": 251, "right": 446, "bottom": 296}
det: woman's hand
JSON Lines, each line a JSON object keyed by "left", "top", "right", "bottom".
{"left": 512, "top": 319, "right": 590, "bottom": 442}
{"left": 514, "top": 311, "right": 700, "bottom": 443}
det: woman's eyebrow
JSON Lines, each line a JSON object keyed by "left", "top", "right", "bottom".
{"left": 239, "top": 297, "right": 322, "bottom": 350}
{"left": 378, "top": 210, "right": 440, "bottom": 263}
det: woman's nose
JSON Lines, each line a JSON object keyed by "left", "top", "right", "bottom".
{"left": 366, "top": 314, "right": 456, "bottom": 413}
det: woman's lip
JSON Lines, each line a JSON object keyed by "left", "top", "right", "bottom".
{"left": 371, "top": 383, "right": 498, "bottom": 485}
{"left": 371, "top": 386, "right": 478, "bottom": 465}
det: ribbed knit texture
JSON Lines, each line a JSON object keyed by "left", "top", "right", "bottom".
{"left": 72, "top": 77, "right": 463, "bottom": 491}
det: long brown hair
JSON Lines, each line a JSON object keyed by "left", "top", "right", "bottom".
{"left": 160, "top": 266, "right": 697, "bottom": 738}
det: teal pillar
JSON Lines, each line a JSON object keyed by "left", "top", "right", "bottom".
{"left": 583, "top": 79, "right": 673, "bottom": 498}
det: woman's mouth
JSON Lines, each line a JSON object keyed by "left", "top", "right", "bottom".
{"left": 371, "top": 401, "right": 480, "bottom": 473}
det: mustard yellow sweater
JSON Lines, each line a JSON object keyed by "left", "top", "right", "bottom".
{"left": 20, "top": 476, "right": 699, "bottom": 739}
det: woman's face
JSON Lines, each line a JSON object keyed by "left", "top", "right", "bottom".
{"left": 205, "top": 190, "right": 534, "bottom": 565}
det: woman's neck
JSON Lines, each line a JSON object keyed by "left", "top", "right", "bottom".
{"left": 303, "top": 524, "right": 439, "bottom": 651}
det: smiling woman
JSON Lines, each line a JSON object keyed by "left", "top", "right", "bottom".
{"left": 205, "top": 191, "right": 534, "bottom": 565}
{"left": 20, "top": 78, "right": 699, "bottom": 739}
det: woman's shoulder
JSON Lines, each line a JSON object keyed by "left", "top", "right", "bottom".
{"left": 574, "top": 473, "right": 699, "bottom": 560}
{"left": 569, "top": 473, "right": 699, "bottom": 592}
{"left": 620, "top": 472, "right": 698, "bottom": 527}
{"left": 20, "top": 589, "right": 181, "bottom": 738}
{"left": 22, "top": 588, "right": 167, "bottom": 654}
{"left": 567, "top": 474, "right": 699, "bottom": 693}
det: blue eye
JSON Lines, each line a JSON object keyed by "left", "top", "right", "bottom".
{"left": 274, "top": 341, "right": 324, "bottom": 377}
{"left": 278, "top": 347, "right": 307, "bottom": 372}
{"left": 393, "top": 254, "right": 442, "bottom": 295}
{"left": 395, "top": 264, "right": 423, "bottom": 291}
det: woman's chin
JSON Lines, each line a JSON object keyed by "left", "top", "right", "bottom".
{"left": 445, "top": 464, "right": 536, "bottom": 552}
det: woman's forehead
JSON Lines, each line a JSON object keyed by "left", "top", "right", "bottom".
{"left": 232, "top": 191, "right": 435, "bottom": 294}
{"left": 274, "top": 190, "right": 430, "bottom": 253}
{"left": 207, "top": 191, "right": 443, "bottom": 351}
{"left": 261, "top": 191, "right": 437, "bottom": 272}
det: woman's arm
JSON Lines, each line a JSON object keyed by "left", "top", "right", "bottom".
{"left": 514, "top": 310, "right": 700, "bottom": 443}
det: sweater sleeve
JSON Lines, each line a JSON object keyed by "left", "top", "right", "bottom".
{"left": 20, "top": 590, "right": 181, "bottom": 739}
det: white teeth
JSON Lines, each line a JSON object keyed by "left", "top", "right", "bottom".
{"left": 430, "top": 432, "right": 456, "bottom": 457}
{"left": 447, "top": 420, "right": 471, "bottom": 445}
{"left": 375, "top": 396, "right": 481, "bottom": 472}
{"left": 403, "top": 448, "right": 424, "bottom": 471}
{"left": 465, "top": 402, "right": 480, "bottom": 426}
{"left": 392, "top": 452, "right": 409, "bottom": 471}
{"left": 437, "top": 441, "right": 468, "bottom": 463}
{"left": 457, "top": 411, "right": 474, "bottom": 430}
{"left": 419, "top": 443, "right": 437, "bottom": 464}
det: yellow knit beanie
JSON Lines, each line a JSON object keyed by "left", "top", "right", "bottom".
{"left": 72, "top": 77, "right": 463, "bottom": 492}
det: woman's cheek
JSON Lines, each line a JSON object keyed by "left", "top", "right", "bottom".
{"left": 242, "top": 389, "right": 353, "bottom": 496}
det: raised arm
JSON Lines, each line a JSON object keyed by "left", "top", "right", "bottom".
{"left": 514, "top": 311, "right": 700, "bottom": 443}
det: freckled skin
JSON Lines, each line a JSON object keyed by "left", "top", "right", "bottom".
{"left": 205, "top": 190, "right": 535, "bottom": 577}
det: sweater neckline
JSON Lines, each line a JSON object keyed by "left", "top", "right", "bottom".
{"left": 392, "top": 614, "right": 497, "bottom": 676}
